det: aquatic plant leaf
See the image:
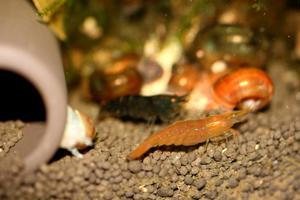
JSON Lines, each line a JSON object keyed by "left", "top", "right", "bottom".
{"left": 32, "top": 0, "right": 66, "bottom": 21}
{"left": 32, "top": 0, "right": 67, "bottom": 40}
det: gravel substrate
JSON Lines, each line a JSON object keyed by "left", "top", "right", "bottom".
{"left": 0, "top": 60, "right": 300, "bottom": 200}
{"left": 0, "top": 120, "right": 24, "bottom": 158}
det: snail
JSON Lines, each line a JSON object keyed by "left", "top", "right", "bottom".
{"left": 60, "top": 106, "right": 95, "bottom": 158}
{"left": 128, "top": 68, "right": 274, "bottom": 159}
{"left": 212, "top": 67, "right": 274, "bottom": 111}
{"left": 168, "top": 63, "right": 201, "bottom": 95}
{"left": 140, "top": 36, "right": 182, "bottom": 96}
{"left": 169, "top": 66, "right": 274, "bottom": 112}
{"left": 195, "top": 24, "right": 269, "bottom": 71}
{"left": 89, "top": 55, "right": 143, "bottom": 103}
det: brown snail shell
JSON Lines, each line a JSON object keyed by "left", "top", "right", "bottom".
{"left": 168, "top": 63, "right": 201, "bottom": 95}
{"left": 89, "top": 55, "right": 143, "bottom": 102}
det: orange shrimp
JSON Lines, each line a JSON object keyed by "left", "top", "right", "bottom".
{"left": 127, "top": 110, "right": 248, "bottom": 160}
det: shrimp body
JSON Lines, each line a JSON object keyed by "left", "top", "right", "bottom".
{"left": 101, "top": 94, "right": 187, "bottom": 122}
{"left": 127, "top": 110, "right": 248, "bottom": 160}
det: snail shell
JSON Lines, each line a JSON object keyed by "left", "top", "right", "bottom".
{"left": 90, "top": 55, "right": 143, "bottom": 102}
{"left": 138, "top": 58, "right": 163, "bottom": 84}
{"left": 212, "top": 68, "right": 274, "bottom": 111}
{"left": 140, "top": 36, "right": 182, "bottom": 96}
{"left": 61, "top": 107, "right": 95, "bottom": 152}
{"left": 196, "top": 24, "right": 268, "bottom": 70}
{"left": 168, "top": 64, "right": 201, "bottom": 95}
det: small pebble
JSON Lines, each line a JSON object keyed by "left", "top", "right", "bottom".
{"left": 102, "top": 162, "right": 110, "bottom": 170}
{"left": 157, "top": 187, "right": 174, "bottom": 197}
{"left": 171, "top": 174, "right": 178, "bottom": 182}
{"left": 192, "top": 191, "right": 202, "bottom": 199}
{"left": 213, "top": 150, "right": 222, "bottom": 162}
{"left": 193, "top": 178, "right": 206, "bottom": 190}
{"left": 133, "top": 194, "right": 142, "bottom": 200}
{"left": 160, "top": 152, "right": 168, "bottom": 160}
{"left": 184, "top": 175, "right": 193, "bottom": 185}
{"left": 241, "top": 182, "right": 253, "bottom": 192}
{"left": 205, "top": 190, "right": 217, "bottom": 199}
{"left": 170, "top": 182, "right": 177, "bottom": 190}
{"left": 216, "top": 178, "right": 224, "bottom": 187}
{"left": 273, "top": 130, "right": 281, "bottom": 140}
{"left": 232, "top": 163, "right": 240, "bottom": 170}
{"left": 159, "top": 168, "right": 168, "bottom": 177}
{"left": 128, "top": 161, "right": 142, "bottom": 173}
{"left": 179, "top": 166, "right": 188, "bottom": 176}
{"left": 295, "top": 131, "right": 300, "bottom": 141}
{"left": 146, "top": 185, "right": 155, "bottom": 193}
{"left": 188, "top": 153, "right": 197, "bottom": 163}
{"left": 191, "top": 167, "right": 199, "bottom": 175}
{"left": 247, "top": 165, "right": 261, "bottom": 177}
{"left": 237, "top": 168, "right": 247, "bottom": 180}
{"left": 200, "top": 157, "right": 212, "bottom": 165}
{"left": 180, "top": 155, "right": 189, "bottom": 165}
{"left": 248, "top": 152, "right": 258, "bottom": 161}
{"left": 152, "top": 165, "right": 160, "bottom": 174}
{"left": 227, "top": 178, "right": 239, "bottom": 188}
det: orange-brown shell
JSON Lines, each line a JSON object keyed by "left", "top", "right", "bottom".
{"left": 169, "top": 64, "right": 201, "bottom": 95}
{"left": 103, "top": 67, "right": 142, "bottom": 100}
{"left": 75, "top": 111, "right": 96, "bottom": 150}
{"left": 105, "top": 54, "right": 139, "bottom": 75}
{"left": 90, "top": 55, "right": 143, "bottom": 102}
{"left": 212, "top": 68, "right": 274, "bottom": 111}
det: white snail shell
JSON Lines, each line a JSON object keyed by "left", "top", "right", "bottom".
{"left": 61, "top": 107, "right": 95, "bottom": 151}
{"left": 141, "top": 36, "right": 182, "bottom": 96}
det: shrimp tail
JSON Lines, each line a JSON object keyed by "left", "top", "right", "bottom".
{"left": 127, "top": 137, "right": 157, "bottom": 160}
